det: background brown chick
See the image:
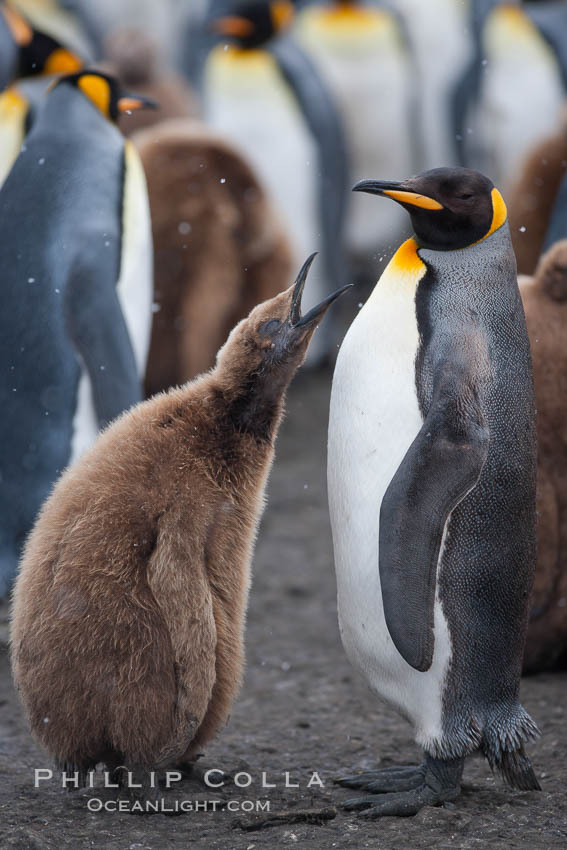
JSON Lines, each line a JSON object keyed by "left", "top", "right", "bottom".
{"left": 134, "top": 119, "right": 293, "bottom": 397}
{"left": 508, "top": 110, "right": 567, "bottom": 275}
{"left": 104, "top": 28, "right": 200, "bottom": 137}
{"left": 520, "top": 241, "right": 567, "bottom": 672}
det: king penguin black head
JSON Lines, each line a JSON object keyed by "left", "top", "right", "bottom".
{"left": 1, "top": 2, "right": 83, "bottom": 78}
{"left": 52, "top": 70, "right": 157, "bottom": 123}
{"left": 211, "top": 0, "right": 295, "bottom": 49}
{"left": 354, "top": 167, "right": 508, "bottom": 251}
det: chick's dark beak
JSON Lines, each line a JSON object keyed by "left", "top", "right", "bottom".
{"left": 288, "top": 252, "right": 352, "bottom": 330}
{"left": 353, "top": 179, "right": 444, "bottom": 211}
{"left": 289, "top": 252, "right": 316, "bottom": 325}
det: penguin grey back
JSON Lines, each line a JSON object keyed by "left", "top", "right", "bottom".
{"left": 417, "top": 224, "right": 537, "bottom": 764}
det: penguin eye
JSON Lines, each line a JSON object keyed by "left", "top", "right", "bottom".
{"left": 457, "top": 193, "right": 474, "bottom": 200}
{"left": 259, "top": 319, "right": 281, "bottom": 337}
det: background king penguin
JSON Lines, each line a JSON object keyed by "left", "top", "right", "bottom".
{"left": 328, "top": 166, "right": 539, "bottom": 816}
{"left": 0, "top": 70, "right": 154, "bottom": 598}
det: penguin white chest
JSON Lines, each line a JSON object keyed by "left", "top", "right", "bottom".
{"left": 392, "top": 0, "right": 472, "bottom": 168}
{"left": 70, "top": 142, "right": 153, "bottom": 464}
{"left": 327, "top": 239, "right": 451, "bottom": 746}
{"left": 296, "top": 6, "right": 414, "bottom": 255}
{"left": 203, "top": 47, "right": 321, "bottom": 309}
{"left": 474, "top": 7, "right": 564, "bottom": 187}
{"left": 0, "top": 88, "right": 28, "bottom": 188}
{"left": 115, "top": 141, "right": 154, "bottom": 377}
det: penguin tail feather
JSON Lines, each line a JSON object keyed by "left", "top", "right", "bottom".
{"left": 481, "top": 705, "right": 541, "bottom": 791}
{"left": 494, "top": 746, "right": 541, "bottom": 791}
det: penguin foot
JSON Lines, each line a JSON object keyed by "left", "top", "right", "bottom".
{"left": 173, "top": 760, "right": 226, "bottom": 788}
{"left": 336, "top": 764, "right": 425, "bottom": 792}
{"left": 339, "top": 755, "right": 464, "bottom": 818}
{"left": 114, "top": 763, "right": 162, "bottom": 809}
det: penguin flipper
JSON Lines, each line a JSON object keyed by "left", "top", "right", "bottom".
{"left": 146, "top": 512, "right": 218, "bottom": 764}
{"left": 379, "top": 346, "right": 490, "bottom": 672}
{"left": 66, "top": 262, "right": 142, "bottom": 428}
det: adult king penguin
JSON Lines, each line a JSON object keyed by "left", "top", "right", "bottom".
{"left": 0, "top": 1, "right": 83, "bottom": 91}
{"left": 391, "top": 0, "right": 473, "bottom": 170}
{"left": 328, "top": 166, "right": 540, "bottom": 816}
{"left": 204, "top": 0, "right": 349, "bottom": 363}
{"left": 0, "top": 70, "right": 154, "bottom": 598}
{"left": 453, "top": 0, "right": 567, "bottom": 188}
{"left": 295, "top": 0, "right": 416, "bottom": 278}
{"left": 0, "top": 1, "right": 85, "bottom": 186}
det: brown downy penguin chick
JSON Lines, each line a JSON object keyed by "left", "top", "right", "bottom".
{"left": 134, "top": 119, "right": 294, "bottom": 397}
{"left": 520, "top": 241, "right": 567, "bottom": 672}
{"left": 10, "top": 257, "right": 351, "bottom": 800}
{"left": 507, "top": 110, "right": 567, "bottom": 275}
{"left": 104, "top": 28, "right": 200, "bottom": 137}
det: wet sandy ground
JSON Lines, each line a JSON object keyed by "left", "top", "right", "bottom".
{"left": 0, "top": 369, "right": 566, "bottom": 849}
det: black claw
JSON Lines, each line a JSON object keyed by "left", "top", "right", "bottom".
{"left": 344, "top": 786, "right": 450, "bottom": 818}
{"left": 357, "top": 789, "right": 432, "bottom": 819}
{"left": 343, "top": 795, "right": 377, "bottom": 812}
{"left": 366, "top": 771, "right": 425, "bottom": 794}
{"left": 336, "top": 774, "right": 370, "bottom": 789}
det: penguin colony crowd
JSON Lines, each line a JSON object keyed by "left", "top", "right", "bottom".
{"left": 1, "top": 0, "right": 567, "bottom": 819}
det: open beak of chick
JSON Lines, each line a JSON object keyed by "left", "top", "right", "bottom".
{"left": 262, "top": 253, "right": 352, "bottom": 360}
{"left": 286, "top": 252, "right": 352, "bottom": 344}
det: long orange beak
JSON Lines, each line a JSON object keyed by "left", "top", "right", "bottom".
{"left": 353, "top": 179, "right": 444, "bottom": 211}
{"left": 118, "top": 94, "right": 158, "bottom": 114}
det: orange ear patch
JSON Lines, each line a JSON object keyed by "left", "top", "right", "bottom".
{"left": 271, "top": 0, "right": 294, "bottom": 31}
{"left": 44, "top": 48, "right": 82, "bottom": 75}
{"left": 485, "top": 188, "right": 508, "bottom": 238}
{"left": 78, "top": 74, "right": 111, "bottom": 117}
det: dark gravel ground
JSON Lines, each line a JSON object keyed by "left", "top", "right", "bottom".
{"left": 0, "top": 368, "right": 566, "bottom": 849}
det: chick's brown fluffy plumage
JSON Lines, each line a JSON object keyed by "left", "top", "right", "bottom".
{"left": 508, "top": 114, "right": 567, "bottom": 275}
{"left": 10, "top": 282, "right": 324, "bottom": 785}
